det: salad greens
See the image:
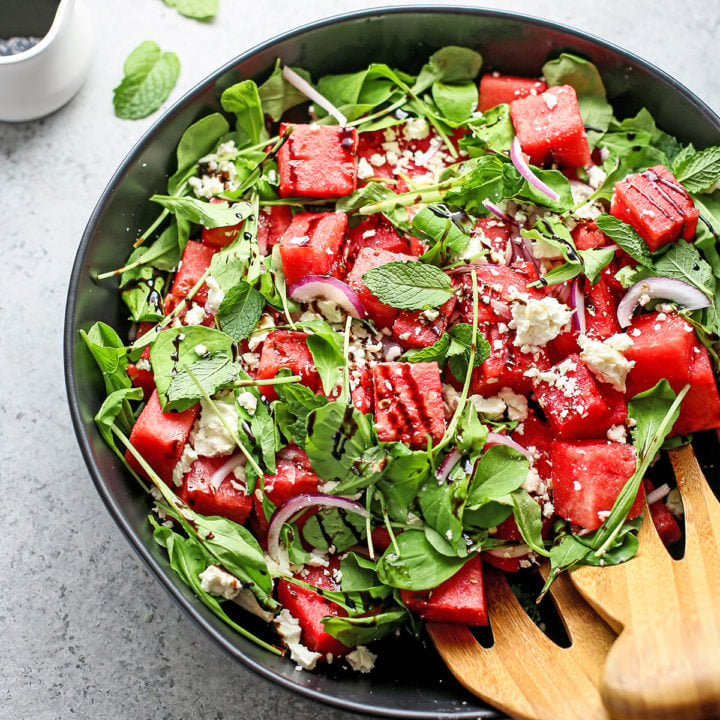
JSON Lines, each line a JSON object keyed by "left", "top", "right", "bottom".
{"left": 87, "top": 43, "right": 720, "bottom": 668}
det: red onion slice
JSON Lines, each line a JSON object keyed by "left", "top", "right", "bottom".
{"left": 569, "top": 278, "right": 587, "bottom": 334}
{"left": 436, "top": 448, "right": 462, "bottom": 482}
{"left": 617, "top": 276, "right": 711, "bottom": 328}
{"left": 282, "top": 66, "right": 347, "bottom": 127}
{"left": 510, "top": 136, "right": 560, "bottom": 203}
{"left": 267, "top": 493, "right": 369, "bottom": 563}
{"left": 646, "top": 483, "right": 671, "bottom": 506}
{"left": 482, "top": 198, "right": 514, "bottom": 223}
{"left": 209, "top": 454, "right": 246, "bottom": 491}
{"left": 486, "top": 432, "right": 533, "bottom": 462}
{"left": 288, "top": 275, "right": 367, "bottom": 319}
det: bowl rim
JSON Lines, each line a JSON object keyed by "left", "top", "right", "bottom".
{"left": 64, "top": 5, "right": 720, "bottom": 718}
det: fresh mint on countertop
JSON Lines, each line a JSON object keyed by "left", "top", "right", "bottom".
{"left": 162, "top": 0, "right": 219, "bottom": 20}
{"left": 113, "top": 41, "right": 180, "bottom": 120}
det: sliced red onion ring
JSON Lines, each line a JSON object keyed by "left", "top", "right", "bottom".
{"left": 486, "top": 432, "right": 533, "bottom": 462}
{"left": 569, "top": 278, "right": 587, "bottom": 334}
{"left": 510, "top": 136, "right": 560, "bottom": 203}
{"left": 282, "top": 66, "right": 347, "bottom": 127}
{"left": 436, "top": 448, "right": 462, "bottom": 482}
{"left": 646, "top": 483, "right": 671, "bottom": 506}
{"left": 482, "top": 198, "right": 514, "bottom": 223}
{"left": 288, "top": 275, "right": 367, "bottom": 319}
{"left": 617, "top": 276, "right": 711, "bottom": 328}
{"left": 209, "top": 454, "right": 246, "bottom": 491}
{"left": 267, "top": 493, "right": 369, "bottom": 563}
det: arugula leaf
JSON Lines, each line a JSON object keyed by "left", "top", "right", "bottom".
{"left": 362, "top": 261, "right": 453, "bottom": 310}
{"left": 376, "top": 530, "right": 469, "bottom": 590}
{"left": 414, "top": 46, "right": 483, "bottom": 92}
{"left": 113, "top": 41, "right": 180, "bottom": 120}
{"left": 376, "top": 444, "right": 431, "bottom": 521}
{"left": 166, "top": 351, "right": 240, "bottom": 412}
{"left": 300, "top": 318, "right": 345, "bottom": 395}
{"left": 411, "top": 205, "right": 472, "bottom": 264}
{"left": 150, "top": 196, "right": 252, "bottom": 229}
{"left": 443, "top": 155, "right": 509, "bottom": 213}
{"left": 594, "top": 214, "right": 654, "bottom": 266}
{"left": 466, "top": 445, "right": 529, "bottom": 509}
{"left": 302, "top": 507, "right": 367, "bottom": 552}
{"left": 447, "top": 323, "right": 491, "bottom": 380}
{"left": 673, "top": 145, "right": 720, "bottom": 193}
{"left": 322, "top": 610, "right": 406, "bottom": 646}
{"left": 80, "top": 322, "right": 132, "bottom": 396}
{"left": 215, "top": 281, "right": 265, "bottom": 342}
{"left": 337, "top": 182, "right": 412, "bottom": 233}
{"left": 402, "top": 332, "right": 451, "bottom": 365}
{"left": 221, "top": 80, "right": 268, "bottom": 146}
{"left": 464, "top": 103, "right": 514, "bottom": 155}
{"left": 432, "top": 81, "right": 479, "bottom": 123}
{"left": 257, "top": 62, "right": 313, "bottom": 122}
{"left": 95, "top": 386, "right": 144, "bottom": 450}
{"left": 162, "top": 0, "right": 218, "bottom": 20}
{"left": 168, "top": 113, "right": 230, "bottom": 194}
{"left": 274, "top": 380, "right": 329, "bottom": 447}
{"left": 577, "top": 247, "right": 616, "bottom": 284}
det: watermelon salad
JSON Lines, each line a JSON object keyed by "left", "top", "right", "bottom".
{"left": 83, "top": 47, "right": 720, "bottom": 673}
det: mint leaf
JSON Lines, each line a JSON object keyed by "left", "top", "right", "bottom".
{"left": 362, "top": 261, "right": 453, "bottom": 309}
{"left": 654, "top": 240, "right": 714, "bottom": 298}
{"left": 113, "top": 41, "right": 180, "bottom": 120}
{"left": 594, "top": 214, "right": 654, "bottom": 266}
{"left": 216, "top": 282, "right": 265, "bottom": 342}
{"left": 673, "top": 145, "right": 720, "bottom": 193}
{"left": 166, "top": 351, "right": 240, "bottom": 411}
{"left": 162, "top": 0, "right": 218, "bottom": 19}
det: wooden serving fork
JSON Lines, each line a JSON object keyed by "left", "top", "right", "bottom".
{"left": 570, "top": 444, "right": 720, "bottom": 720}
{"left": 428, "top": 564, "right": 616, "bottom": 720}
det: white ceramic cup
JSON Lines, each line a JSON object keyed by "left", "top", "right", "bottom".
{"left": 0, "top": 0, "right": 94, "bottom": 122}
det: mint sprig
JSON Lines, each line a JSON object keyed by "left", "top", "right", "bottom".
{"left": 362, "top": 261, "right": 453, "bottom": 309}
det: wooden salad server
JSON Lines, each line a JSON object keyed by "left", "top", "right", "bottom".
{"left": 570, "top": 444, "right": 720, "bottom": 720}
{"left": 427, "top": 564, "right": 616, "bottom": 720}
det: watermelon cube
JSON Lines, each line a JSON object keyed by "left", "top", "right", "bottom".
{"left": 585, "top": 276, "right": 621, "bottom": 340}
{"left": 256, "top": 330, "right": 323, "bottom": 401}
{"left": 279, "top": 211, "right": 348, "bottom": 290}
{"left": 510, "top": 410, "right": 553, "bottom": 482}
{"left": 276, "top": 562, "right": 350, "bottom": 657}
{"left": 256, "top": 204, "right": 293, "bottom": 255}
{"left": 350, "top": 366, "right": 374, "bottom": 415}
{"left": 510, "top": 84, "right": 591, "bottom": 167}
{"left": 401, "top": 555, "right": 488, "bottom": 625}
{"left": 201, "top": 197, "right": 243, "bottom": 248}
{"left": 551, "top": 440, "right": 642, "bottom": 531}
{"left": 346, "top": 247, "right": 418, "bottom": 329}
{"left": 477, "top": 73, "right": 547, "bottom": 112}
{"left": 373, "top": 361, "right": 445, "bottom": 448}
{"left": 125, "top": 389, "right": 199, "bottom": 483}
{"left": 473, "top": 217, "right": 512, "bottom": 261}
{"left": 343, "top": 215, "right": 424, "bottom": 272}
{"left": 392, "top": 294, "right": 457, "bottom": 349}
{"left": 609, "top": 164, "right": 699, "bottom": 251}
{"left": 253, "top": 446, "right": 321, "bottom": 533}
{"left": 278, "top": 123, "right": 358, "bottom": 199}
{"left": 179, "top": 454, "right": 252, "bottom": 525}
{"left": 672, "top": 345, "right": 720, "bottom": 436}
{"left": 644, "top": 479, "right": 682, "bottom": 548}
{"left": 533, "top": 354, "right": 620, "bottom": 440}
{"left": 572, "top": 221, "right": 610, "bottom": 250}
{"left": 126, "top": 345, "right": 155, "bottom": 400}
{"left": 164, "top": 240, "right": 218, "bottom": 313}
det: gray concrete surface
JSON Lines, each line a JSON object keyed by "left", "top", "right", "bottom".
{"left": 1, "top": 1, "right": 718, "bottom": 718}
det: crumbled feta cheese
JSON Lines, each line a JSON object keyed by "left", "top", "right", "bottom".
{"left": 469, "top": 394, "right": 506, "bottom": 419}
{"left": 183, "top": 303, "right": 208, "bottom": 326}
{"left": 135, "top": 357, "right": 152, "bottom": 372}
{"left": 172, "top": 443, "right": 198, "bottom": 487}
{"left": 346, "top": 645, "right": 378, "bottom": 674}
{"left": 357, "top": 156, "right": 375, "bottom": 180}
{"left": 665, "top": 488, "right": 684, "bottom": 517}
{"left": 194, "top": 343, "right": 208, "bottom": 356}
{"left": 204, "top": 275, "right": 225, "bottom": 315}
{"left": 189, "top": 173, "right": 225, "bottom": 199}
{"left": 247, "top": 313, "right": 276, "bottom": 351}
{"left": 607, "top": 424, "right": 628, "bottom": 443}
{"left": 199, "top": 564, "right": 241, "bottom": 600}
{"left": 421, "top": 308, "right": 440, "bottom": 322}
{"left": 543, "top": 91, "right": 558, "bottom": 110}
{"left": 274, "top": 609, "right": 323, "bottom": 671}
{"left": 498, "top": 387, "right": 528, "bottom": 421}
{"left": 316, "top": 299, "right": 347, "bottom": 325}
{"left": 578, "top": 333, "right": 635, "bottom": 392}
{"left": 189, "top": 396, "right": 238, "bottom": 457}
{"left": 236, "top": 391, "right": 258, "bottom": 416}
{"left": 510, "top": 296, "right": 573, "bottom": 347}
{"left": 403, "top": 117, "right": 430, "bottom": 141}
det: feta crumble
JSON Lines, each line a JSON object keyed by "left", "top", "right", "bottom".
{"left": 346, "top": 645, "right": 378, "bottom": 673}
{"left": 510, "top": 296, "right": 573, "bottom": 347}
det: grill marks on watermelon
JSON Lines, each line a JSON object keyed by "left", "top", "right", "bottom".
{"left": 610, "top": 164, "right": 699, "bottom": 251}
{"left": 373, "top": 362, "right": 445, "bottom": 448}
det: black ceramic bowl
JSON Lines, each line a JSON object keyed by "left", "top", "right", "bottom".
{"left": 65, "top": 7, "right": 720, "bottom": 719}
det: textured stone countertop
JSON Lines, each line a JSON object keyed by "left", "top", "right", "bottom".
{"left": 2, "top": 1, "right": 718, "bottom": 718}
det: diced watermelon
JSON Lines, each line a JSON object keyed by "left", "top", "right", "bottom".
{"left": 373, "top": 362, "right": 445, "bottom": 448}
{"left": 346, "top": 247, "right": 418, "bottom": 329}
{"left": 551, "top": 439, "right": 642, "bottom": 531}
{"left": 400, "top": 555, "right": 488, "bottom": 625}
{"left": 510, "top": 84, "right": 591, "bottom": 167}
{"left": 477, "top": 73, "right": 547, "bottom": 112}
{"left": 276, "top": 562, "right": 350, "bottom": 657}
{"left": 350, "top": 367, "right": 374, "bottom": 415}
{"left": 178, "top": 454, "right": 252, "bottom": 525}
{"left": 644, "top": 479, "right": 682, "bottom": 548}
{"left": 253, "top": 446, "right": 321, "bottom": 533}
{"left": 126, "top": 345, "right": 155, "bottom": 400}
{"left": 257, "top": 204, "right": 293, "bottom": 254}
{"left": 278, "top": 123, "right": 358, "bottom": 199}
{"left": 201, "top": 197, "right": 243, "bottom": 248}
{"left": 672, "top": 345, "right": 720, "bottom": 436}
{"left": 392, "top": 295, "right": 457, "bottom": 349}
{"left": 585, "top": 276, "right": 621, "bottom": 340}
{"left": 572, "top": 221, "right": 611, "bottom": 250}
{"left": 164, "top": 240, "right": 218, "bottom": 313}
{"left": 533, "top": 354, "right": 620, "bottom": 440}
{"left": 279, "top": 211, "right": 348, "bottom": 290}
{"left": 473, "top": 217, "right": 512, "bottom": 261}
{"left": 124, "top": 389, "right": 199, "bottom": 483}
{"left": 256, "top": 330, "right": 323, "bottom": 402}
{"left": 469, "top": 324, "right": 550, "bottom": 395}
{"left": 610, "top": 164, "right": 699, "bottom": 251}
{"left": 511, "top": 410, "right": 553, "bottom": 481}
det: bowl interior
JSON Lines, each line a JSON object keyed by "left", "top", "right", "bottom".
{"left": 65, "top": 7, "right": 720, "bottom": 718}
